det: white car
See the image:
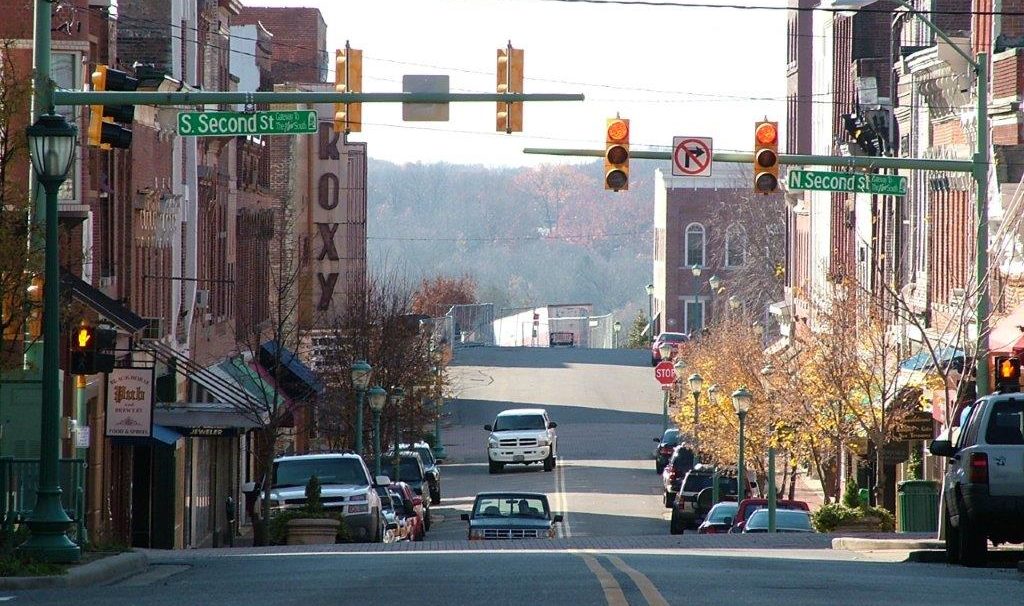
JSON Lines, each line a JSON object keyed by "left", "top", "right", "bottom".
{"left": 485, "top": 408, "right": 558, "bottom": 474}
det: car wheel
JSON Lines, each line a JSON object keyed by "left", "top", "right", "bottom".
{"left": 944, "top": 506, "right": 960, "bottom": 564}
{"left": 664, "top": 492, "right": 676, "bottom": 509}
{"left": 431, "top": 488, "right": 441, "bottom": 506}
{"left": 543, "top": 454, "right": 555, "bottom": 472}
{"left": 670, "top": 509, "right": 685, "bottom": 535}
{"left": 958, "top": 516, "right": 987, "bottom": 567}
{"left": 488, "top": 459, "right": 502, "bottom": 474}
{"left": 656, "top": 462, "right": 665, "bottom": 474}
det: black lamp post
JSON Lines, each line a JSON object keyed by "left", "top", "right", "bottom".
{"left": 18, "top": 114, "right": 80, "bottom": 563}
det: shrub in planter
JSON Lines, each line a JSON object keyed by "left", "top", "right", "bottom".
{"left": 812, "top": 503, "right": 895, "bottom": 533}
{"left": 266, "top": 475, "right": 351, "bottom": 545}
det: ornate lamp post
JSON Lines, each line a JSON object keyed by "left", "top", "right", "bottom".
{"left": 430, "top": 347, "right": 447, "bottom": 460}
{"left": 390, "top": 387, "right": 405, "bottom": 481}
{"left": 613, "top": 320, "right": 622, "bottom": 348}
{"left": 367, "top": 386, "right": 387, "bottom": 477}
{"left": 732, "top": 386, "right": 753, "bottom": 504}
{"left": 18, "top": 114, "right": 79, "bottom": 563}
{"left": 708, "top": 275, "right": 722, "bottom": 291}
{"left": 691, "top": 265, "right": 702, "bottom": 278}
{"left": 688, "top": 373, "right": 704, "bottom": 459}
{"left": 350, "top": 360, "right": 372, "bottom": 455}
{"left": 645, "top": 283, "right": 655, "bottom": 339}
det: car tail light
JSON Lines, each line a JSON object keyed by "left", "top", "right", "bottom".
{"left": 969, "top": 452, "right": 988, "bottom": 484}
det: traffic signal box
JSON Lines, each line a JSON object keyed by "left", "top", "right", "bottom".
{"left": 753, "top": 120, "right": 780, "bottom": 194}
{"left": 334, "top": 43, "right": 363, "bottom": 133}
{"left": 496, "top": 43, "right": 524, "bottom": 133}
{"left": 88, "top": 65, "right": 137, "bottom": 149}
{"left": 604, "top": 118, "right": 630, "bottom": 191}
{"left": 70, "top": 324, "right": 117, "bottom": 375}
{"left": 994, "top": 355, "right": 1022, "bottom": 393}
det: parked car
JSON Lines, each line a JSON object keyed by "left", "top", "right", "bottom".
{"left": 696, "top": 501, "right": 740, "bottom": 534}
{"left": 255, "top": 452, "right": 388, "bottom": 543}
{"left": 730, "top": 498, "right": 810, "bottom": 533}
{"left": 743, "top": 509, "right": 815, "bottom": 533}
{"left": 651, "top": 332, "right": 689, "bottom": 366}
{"left": 485, "top": 408, "right": 558, "bottom": 473}
{"left": 389, "top": 482, "right": 426, "bottom": 541}
{"left": 375, "top": 485, "right": 405, "bottom": 543}
{"left": 661, "top": 445, "right": 696, "bottom": 506}
{"left": 653, "top": 428, "right": 681, "bottom": 474}
{"left": 930, "top": 393, "right": 1024, "bottom": 567}
{"left": 381, "top": 451, "right": 432, "bottom": 531}
{"left": 400, "top": 441, "right": 442, "bottom": 505}
{"left": 460, "top": 492, "right": 563, "bottom": 540}
{"left": 670, "top": 465, "right": 756, "bottom": 533}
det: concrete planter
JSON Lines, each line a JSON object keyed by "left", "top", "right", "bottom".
{"left": 834, "top": 516, "right": 887, "bottom": 533}
{"left": 286, "top": 517, "right": 341, "bottom": 545}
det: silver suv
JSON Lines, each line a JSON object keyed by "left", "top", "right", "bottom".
{"left": 260, "top": 452, "right": 388, "bottom": 543}
{"left": 930, "top": 394, "right": 1024, "bottom": 566}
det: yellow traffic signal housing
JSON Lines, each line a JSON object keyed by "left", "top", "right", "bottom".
{"left": 604, "top": 118, "right": 630, "bottom": 191}
{"left": 334, "top": 43, "right": 363, "bottom": 133}
{"left": 88, "top": 65, "right": 136, "bottom": 149}
{"left": 753, "top": 120, "right": 779, "bottom": 194}
{"left": 70, "top": 324, "right": 95, "bottom": 375}
{"left": 496, "top": 43, "right": 524, "bottom": 133}
{"left": 995, "top": 355, "right": 1022, "bottom": 393}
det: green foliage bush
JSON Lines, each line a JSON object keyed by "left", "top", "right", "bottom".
{"left": 0, "top": 556, "right": 66, "bottom": 577}
{"left": 841, "top": 479, "right": 861, "bottom": 509}
{"left": 266, "top": 474, "right": 351, "bottom": 545}
{"left": 812, "top": 503, "right": 896, "bottom": 533}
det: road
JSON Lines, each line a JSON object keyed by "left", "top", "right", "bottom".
{"left": 10, "top": 346, "right": 1024, "bottom": 605}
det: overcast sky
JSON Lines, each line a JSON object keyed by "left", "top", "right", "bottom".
{"left": 253, "top": 0, "right": 788, "bottom": 167}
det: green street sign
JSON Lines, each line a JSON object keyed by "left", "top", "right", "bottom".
{"left": 787, "top": 169, "right": 907, "bottom": 196}
{"left": 177, "top": 109, "right": 318, "bottom": 137}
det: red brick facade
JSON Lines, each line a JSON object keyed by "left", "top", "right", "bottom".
{"left": 235, "top": 7, "right": 327, "bottom": 84}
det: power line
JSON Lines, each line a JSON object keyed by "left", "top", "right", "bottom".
{"left": 539, "top": 0, "right": 1024, "bottom": 16}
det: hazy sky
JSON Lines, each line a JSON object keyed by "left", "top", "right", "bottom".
{"left": 254, "top": 0, "right": 788, "bottom": 167}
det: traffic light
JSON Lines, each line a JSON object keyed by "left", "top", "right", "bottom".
{"left": 994, "top": 355, "right": 1022, "bottom": 393}
{"left": 496, "top": 42, "right": 524, "bottom": 133}
{"left": 334, "top": 42, "right": 363, "bottom": 133}
{"left": 70, "top": 324, "right": 95, "bottom": 375}
{"left": 604, "top": 117, "right": 629, "bottom": 191}
{"left": 88, "top": 65, "right": 136, "bottom": 149}
{"left": 753, "top": 120, "right": 779, "bottom": 194}
{"left": 842, "top": 113, "right": 882, "bottom": 156}
{"left": 94, "top": 326, "right": 117, "bottom": 374}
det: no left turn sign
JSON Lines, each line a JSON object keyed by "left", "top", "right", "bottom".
{"left": 672, "top": 136, "right": 713, "bottom": 177}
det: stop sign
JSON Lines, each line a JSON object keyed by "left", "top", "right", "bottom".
{"left": 654, "top": 361, "right": 676, "bottom": 385}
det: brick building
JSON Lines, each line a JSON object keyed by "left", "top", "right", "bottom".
{"left": 235, "top": 6, "right": 328, "bottom": 84}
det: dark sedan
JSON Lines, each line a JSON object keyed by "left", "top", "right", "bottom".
{"left": 654, "top": 428, "right": 681, "bottom": 474}
{"left": 461, "top": 492, "right": 563, "bottom": 540}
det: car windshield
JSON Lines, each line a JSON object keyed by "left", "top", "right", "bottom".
{"left": 986, "top": 400, "right": 1024, "bottom": 444}
{"left": 382, "top": 457, "right": 422, "bottom": 482}
{"left": 662, "top": 429, "right": 680, "bottom": 444}
{"left": 493, "top": 414, "right": 546, "bottom": 431}
{"left": 659, "top": 333, "right": 687, "bottom": 343}
{"left": 671, "top": 448, "right": 695, "bottom": 470}
{"left": 272, "top": 458, "right": 367, "bottom": 488}
{"left": 473, "top": 496, "right": 550, "bottom": 519}
{"left": 415, "top": 447, "right": 436, "bottom": 466}
{"left": 706, "top": 502, "right": 739, "bottom": 523}
{"left": 747, "top": 509, "right": 812, "bottom": 531}
{"left": 682, "top": 473, "right": 737, "bottom": 494}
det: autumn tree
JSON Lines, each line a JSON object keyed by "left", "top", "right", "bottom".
{"left": 411, "top": 275, "right": 477, "bottom": 319}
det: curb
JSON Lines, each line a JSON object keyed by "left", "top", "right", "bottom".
{"left": 0, "top": 551, "right": 148, "bottom": 590}
{"left": 831, "top": 537, "right": 944, "bottom": 551}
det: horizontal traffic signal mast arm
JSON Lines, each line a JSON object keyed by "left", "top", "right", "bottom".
{"left": 522, "top": 148, "right": 975, "bottom": 173}
{"left": 54, "top": 91, "right": 584, "bottom": 106}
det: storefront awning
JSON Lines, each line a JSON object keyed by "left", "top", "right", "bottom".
{"left": 110, "top": 423, "right": 183, "bottom": 447}
{"left": 259, "top": 340, "right": 323, "bottom": 399}
{"left": 154, "top": 402, "right": 260, "bottom": 437}
{"left": 61, "top": 268, "right": 148, "bottom": 333}
{"left": 188, "top": 359, "right": 260, "bottom": 407}
{"left": 899, "top": 346, "right": 965, "bottom": 372}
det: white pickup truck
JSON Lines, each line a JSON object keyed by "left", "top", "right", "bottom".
{"left": 485, "top": 408, "right": 558, "bottom": 474}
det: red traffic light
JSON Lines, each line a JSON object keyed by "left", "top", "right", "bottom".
{"left": 607, "top": 119, "right": 629, "bottom": 142}
{"left": 755, "top": 122, "right": 778, "bottom": 145}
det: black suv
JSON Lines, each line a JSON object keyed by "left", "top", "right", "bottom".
{"left": 381, "top": 451, "right": 432, "bottom": 530}
{"left": 654, "top": 428, "right": 681, "bottom": 474}
{"left": 670, "top": 465, "right": 753, "bottom": 534}
{"left": 401, "top": 441, "right": 441, "bottom": 505}
{"left": 660, "top": 445, "right": 696, "bottom": 507}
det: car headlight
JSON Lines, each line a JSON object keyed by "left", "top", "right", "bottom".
{"left": 537, "top": 437, "right": 551, "bottom": 446}
{"left": 268, "top": 499, "right": 283, "bottom": 510}
{"left": 468, "top": 529, "right": 485, "bottom": 540}
{"left": 488, "top": 436, "right": 499, "bottom": 447}
{"left": 348, "top": 504, "right": 369, "bottom": 514}
{"left": 349, "top": 494, "right": 367, "bottom": 502}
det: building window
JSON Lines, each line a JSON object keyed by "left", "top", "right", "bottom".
{"left": 725, "top": 224, "right": 747, "bottom": 267}
{"left": 685, "top": 223, "right": 705, "bottom": 267}
{"left": 685, "top": 300, "right": 705, "bottom": 335}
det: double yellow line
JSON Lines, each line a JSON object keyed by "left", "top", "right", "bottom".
{"left": 578, "top": 553, "right": 669, "bottom": 606}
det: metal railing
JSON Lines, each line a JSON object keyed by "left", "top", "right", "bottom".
{"left": 0, "top": 457, "right": 87, "bottom": 545}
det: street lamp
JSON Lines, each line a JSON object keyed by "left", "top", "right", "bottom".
{"left": 645, "top": 283, "right": 655, "bottom": 339}
{"left": 691, "top": 265, "right": 702, "bottom": 278}
{"left": 728, "top": 295, "right": 741, "bottom": 310}
{"left": 19, "top": 114, "right": 79, "bottom": 563}
{"left": 430, "top": 347, "right": 447, "bottom": 460}
{"left": 688, "top": 373, "right": 703, "bottom": 459}
{"left": 708, "top": 275, "right": 721, "bottom": 291}
{"left": 613, "top": 320, "right": 622, "bottom": 348}
{"left": 732, "top": 386, "right": 753, "bottom": 504}
{"left": 367, "top": 386, "right": 387, "bottom": 477}
{"left": 350, "top": 360, "right": 372, "bottom": 455}
{"left": 390, "top": 387, "right": 405, "bottom": 480}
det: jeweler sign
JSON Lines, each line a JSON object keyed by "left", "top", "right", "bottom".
{"left": 787, "top": 169, "right": 907, "bottom": 196}
{"left": 177, "top": 110, "right": 318, "bottom": 137}
{"left": 105, "top": 367, "right": 155, "bottom": 438}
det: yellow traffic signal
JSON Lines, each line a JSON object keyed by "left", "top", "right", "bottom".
{"left": 88, "top": 65, "right": 136, "bottom": 149}
{"left": 496, "top": 42, "right": 524, "bottom": 133}
{"left": 753, "top": 120, "right": 779, "bottom": 194}
{"left": 76, "top": 326, "right": 92, "bottom": 349}
{"left": 334, "top": 42, "right": 363, "bottom": 133}
{"left": 995, "top": 355, "right": 1022, "bottom": 393}
{"left": 604, "top": 118, "right": 629, "bottom": 191}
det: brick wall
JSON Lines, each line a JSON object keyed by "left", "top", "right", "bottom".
{"left": 117, "top": 0, "right": 174, "bottom": 72}
{"left": 235, "top": 7, "right": 326, "bottom": 84}
{"left": 928, "top": 189, "right": 973, "bottom": 306}
{"left": 933, "top": 118, "right": 968, "bottom": 146}
{"left": 993, "top": 48, "right": 1024, "bottom": 99}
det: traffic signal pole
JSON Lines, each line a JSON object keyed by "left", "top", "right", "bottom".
{"left": 54, "top": 91, "right": 583, "bottom": 107}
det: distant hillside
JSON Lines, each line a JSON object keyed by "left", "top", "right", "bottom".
{"left": 366, "top": 158, "right": 661, "bottom": 318}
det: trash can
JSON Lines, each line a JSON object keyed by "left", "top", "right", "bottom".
{"left": 897, "top": 480, "right": 939, "bottom": 532}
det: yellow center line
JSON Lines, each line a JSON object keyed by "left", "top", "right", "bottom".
{"left": 579, "top": 554, "right": 628, "bottom": 606}
{"left": 606, "top": 555, "right": 670, "bottom": 606}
